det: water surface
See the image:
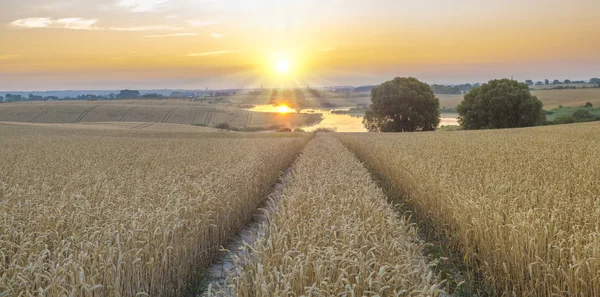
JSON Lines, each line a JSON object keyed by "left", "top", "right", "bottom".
{"left": 247, "top": 105, "right": 459, "bottom": 132}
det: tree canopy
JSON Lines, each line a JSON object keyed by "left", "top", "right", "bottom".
{"left": 116, "top": 90, "right": 140, "bottom": 99}
{"left": 457, "top": 79, "right": 546, "bottom": 130}
{"left": 363, "top": 77, "right": 440, "bottom": 132}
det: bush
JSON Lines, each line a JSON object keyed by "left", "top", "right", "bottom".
{"left": 438, "top": 125, "right": 463, "bottom": 131}
{"left": 584, "top": 102, "right": 593, "bottom": 108}
{"left": 314, "top": 127, "right": 336, "bottom": 133}
{"left": 293, "top": 128, "right": 306, "bottom": 132}
{"left": 572, "top": 110, "right": 594, "bottom": 121}
{"left": 553, "top": 116, "right": 576, "bottom": 125}
{"left": 238, "top": 127, "right": 267, "bottom": 132}
{"left": 276, "top": 128, "right": 292, "bottom": 132}
{"left": 215, "top": 123, "right": 231, "bottom": 130}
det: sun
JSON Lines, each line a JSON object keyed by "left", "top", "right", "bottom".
{"left": 275, "top": 58, "right": 290, "bottom": 74}
{"left": 276, "top": 105, "right": 294, "bottom": 113}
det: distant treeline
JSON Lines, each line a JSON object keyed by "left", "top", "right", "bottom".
{"left": 353, "top": 86, "right": 375, "bottom": 92}
{"left": 430, "top": 84, "right": 478, "bottom": 94}
{"left": 0, "top": 89, "right": 238, "bottom": 102}
{"left": 526, "top": 78, "right": 600, "bottom": 87}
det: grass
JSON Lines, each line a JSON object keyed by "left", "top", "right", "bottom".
{"left": 336, "top": 122, "right": 600, "bottom": 296}
{"left": 0, "top": 124, "right": 310, "bottom": 296}
{"left": 437, "top": 125, "right": 463, "bottom": 132}
{"left": 545, "top": 106, "right": 600, "bottom": 121}
{"left": 215, "top": 135, "right": 442, "bottom": 296}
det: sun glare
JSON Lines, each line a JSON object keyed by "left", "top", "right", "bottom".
{"left": 275, "top": 58, "right": 290, "bottom": 74}
{"left": 276, "top": 105, "right": 294, "bottom": 114}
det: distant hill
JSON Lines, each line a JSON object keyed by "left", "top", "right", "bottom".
{"left": 353, "top": 85, "right": 375, "bottom": 92}
{"left": 0, "top": 100, "right": 322, "bottom": 129}
{"left": 0, "top": 89, "right": 236, "bottom": 99}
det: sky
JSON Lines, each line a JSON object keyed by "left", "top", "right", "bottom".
{"left": 0, "top": 0, "right": 599, "bottom": 91}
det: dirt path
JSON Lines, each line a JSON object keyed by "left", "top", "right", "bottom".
{"left": 194, "top": 167, "right": 294, "bottom": 296}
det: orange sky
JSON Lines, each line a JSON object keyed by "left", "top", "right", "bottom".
{"left": 1, "top": 0, "right": 599, "bottom": 90}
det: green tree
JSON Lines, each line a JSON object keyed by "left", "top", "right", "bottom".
{"left": 545, "top": 79, "right": 550, "bottom": 85}
{"left": 457, "top": 78, "right": 546, "bottom": 130}
{"left": 363, "top": 77, "right": 440, "bottom": 132}
{"left": 430, "top": 84, "right": 461, "bottom": 94}
{"left": 525, "top": 79, "right": 534, "bottom": 86}
{"left": 116, "top": 90, "right": 140, "bottom": 99}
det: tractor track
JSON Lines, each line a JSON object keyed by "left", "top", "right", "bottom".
{"left": 245, "top": 112, "right": 253, "bottom": 126}
{"left": 131, "top": 122, "right": 154, "bottom": 130}
{"left": 162, "top": 107, "right": 177, "bottom": 123}
{"left": 0, "top": 106, "right": 16, "bottom": 117}
{"left": 204, "top": 110, "right": 214, "bottom": 126}
{"left": 29, "top": 107, "right": 52, "bottom": 123}
{"left": 120, "top": 106, "right": 136, "bottom": 122}
{"left": 72, "top": 106, "right": 97, "bottom": 123}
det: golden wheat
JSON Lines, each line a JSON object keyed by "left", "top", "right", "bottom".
{"left": 215, "top": 135, "right": 442, "bottom": 296}
{"left": 0, "top": 124, "right": 309, "bottom": 296}
{"left": 337, "top": 122, "right": 600, "bottom": 296}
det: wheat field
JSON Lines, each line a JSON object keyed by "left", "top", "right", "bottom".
{"left": 214, "top": 135, "right": 442, "bottom": 296}
{"left": 0, "top": 100, "right": 321, "bottom": 129}
{"left": 337, "top": 122, "right": 600, "bottom": 296}
{"left": 0, "top": 124, "right": 310, "bottom": 296}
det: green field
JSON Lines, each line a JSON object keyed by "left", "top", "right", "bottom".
{"left": 437, "top": 88, "right": 600, "bottom": 110}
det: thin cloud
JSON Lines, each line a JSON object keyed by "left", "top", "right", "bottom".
{"left": 117, "top": 0, "right": 169, "bottom": 12}
{"left": 109, "top": 25, "right": 183, "bottom": 32}
{"left": 10, "top": 17, "right": 54, "bottom": 28}
{"left": 187, "top": 50, "right": 240, "bottom": 57}
{"left": 188, "top": 20, "right": 217, "bottom": 27}
{"left": 210, "top": 32, "right": 224, "bottom": 38}
{"left": 144, "top": 33, "right": 198, "bottom": 38}
{"left": 11, "top": 17, "right": 98, "bottom": 30}
{"left": 54, "top": 18, "right": 98, "bottom": 30}
{"left": 0, "top": 54, "right": 20, "bottom": 60}
{"left": 10, "top": 17, "right": 178, "bottom": 32}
